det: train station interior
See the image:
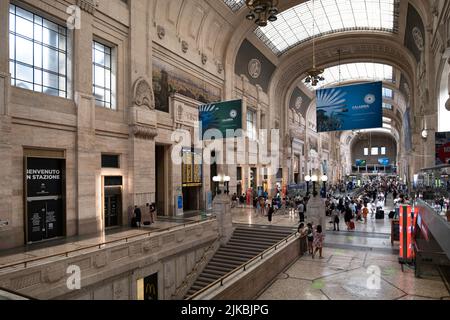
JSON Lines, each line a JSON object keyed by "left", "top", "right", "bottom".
{"left": 0, "top": 0, "right": 449, "bottom": 301}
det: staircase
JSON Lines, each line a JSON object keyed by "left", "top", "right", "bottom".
{"left": 184, "top": 224, "right": 295, "bottom": 299}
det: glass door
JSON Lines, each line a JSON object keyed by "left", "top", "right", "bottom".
{"left": 104, "top": 186, "right": 121, "bottom": 228}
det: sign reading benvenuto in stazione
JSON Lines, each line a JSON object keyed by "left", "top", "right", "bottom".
{"left": 26, "top": 158, "right": 63, "bottom": 197}
{"left": 26, "top": 157, "right": 64, "bottom": 242}
{"left": 198, "top": 99, "right": 243, "bottom": 140}
{"left": 316, "top": 81, "right": 383, "bottom": 133}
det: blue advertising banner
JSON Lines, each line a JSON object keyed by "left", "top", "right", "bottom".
{"left": 355, "top": 159, "right": 367, "bottom": 167}
{"left": 199, "top": 99, "right": 242, "bottom": 140}
{"left": 378, "top": 158, "right": 390, "bottom": 166}
{"left": 316, "top": 82, "right": 383, "bottom": 132}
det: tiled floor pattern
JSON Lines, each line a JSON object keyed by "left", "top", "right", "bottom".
{"left": 257, "top": 247, "right": 450, "bottom": 300}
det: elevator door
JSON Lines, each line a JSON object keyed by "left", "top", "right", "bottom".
{"left": 104, "top": 187, "right": 121, "bottom": 228}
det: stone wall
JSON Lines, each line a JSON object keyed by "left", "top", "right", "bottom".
{"left": 0, "top": 219, "right": 219, "bottom": 300}
{"left": 195, "top": 235, "right": 301, "bottom": 300}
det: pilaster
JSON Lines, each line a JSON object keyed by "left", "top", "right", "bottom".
{"left": 127, "top": 0, "right": 157, "bottom": 211}
{"left": 74, "top": 9, "right": 100, "bottom": 235}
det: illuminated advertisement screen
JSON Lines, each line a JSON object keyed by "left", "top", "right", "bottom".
{"left": 378, "top": 158, "right": 390, "bottom": 166}
{"left": 356, "top": 159, "right": 367, "bottom": 167}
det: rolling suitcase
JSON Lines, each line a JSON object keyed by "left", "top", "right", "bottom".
{"left": 376, "top": 210, "right": 384, "bottom": 219}
{"left": 388, "top": 211, "right": 395, "bottom": 219}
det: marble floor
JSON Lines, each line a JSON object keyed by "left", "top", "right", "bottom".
{"left": 233, "top": 197, "right": 450, "bottom": 300}
{"left": 256, "top": 247, "right": 450, "bottom": 300}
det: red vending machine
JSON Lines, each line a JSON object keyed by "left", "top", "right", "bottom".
{"left": 399, "top": 205, "right": 414, "bottom": 264}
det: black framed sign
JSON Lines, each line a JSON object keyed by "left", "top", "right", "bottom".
{"left": 25, "top": 157, "right": 65, "bottom": 243}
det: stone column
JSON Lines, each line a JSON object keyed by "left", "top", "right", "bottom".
{"left": 212, "top": 189, "right": 233, "bottom": 245}
{"left": 127, "top": 0, "right": 158, "bottom": 215}
{"left": 307, "top": 170, "right": 325, "bottom": 229}
{"left": 73, "top": 5, "right": 99, "bottom": 235}
{"left": 0, "top": 0, "right": 14, "bottom": 249}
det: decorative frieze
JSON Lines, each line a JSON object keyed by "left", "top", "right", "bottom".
{"left": 77, "top": 0, "right": 97, "bottom": 14}
{"left": 43, "top": 264, "right": 66, "bottom": 283}
{"left": 132, "top": 125, "right": 158, "bottom": 140}
{"left": 93, "top": 252, "right": 107, "bottom": 268}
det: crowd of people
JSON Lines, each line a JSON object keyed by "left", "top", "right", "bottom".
{"left": 323, "top": 177, "right": 410, "bottom": 231}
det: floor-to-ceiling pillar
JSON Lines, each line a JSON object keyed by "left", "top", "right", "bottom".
{"left": 73, "top": 5, "right": 99, "bottom": 235}
{"left": 0, "top": 0, "right": 15, "bottom": 249}
{"left": 127, "top": 0, "right": 157, "bottom": 215}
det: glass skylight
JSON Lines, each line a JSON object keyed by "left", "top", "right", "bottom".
{"left": 255, "top": 0, "right": 395, "bottom": 55}
{"left": 223, "top": 0, "right": 245, "bottom": 12}
{"left": 303, "top": 62, "right": 394, "bottom": 90}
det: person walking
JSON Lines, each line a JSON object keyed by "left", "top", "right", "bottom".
{"left": 344, "top": 204, "right": 353, "bottom": 230}
{"left": 298, "top": 201, "right": 305, "bottom": 222}
{"left": 312, "top": 225, "right": 325, "bottom": 259}
{"left": 267, "top": 204, "right": 274, "bottom": 224}
{"left": 332, "top": 205, "right": 340, "bottom": 231}
{"left": 362, "top": 204, "right": 369, "bottom": 224}
{"left": 133, "top": 205, "right": 142, "bottom": 228}
{"left": 306, "top": 223, "right": 314, "bottom": 255}
{"left": 298, "top": 223, "right": 308, "bottom": 255}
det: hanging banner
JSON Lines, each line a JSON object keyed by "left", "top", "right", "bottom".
{"left": 316, "top": 82, "right": 382, "bottom": 132}
{"left": 435, "top": 131, "right": 450, "bottom": 165}
{"left": 199, "top": 99, "right": 242, "bottom": 140}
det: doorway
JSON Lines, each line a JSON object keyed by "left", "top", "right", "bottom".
{"left": 182, "top": 186, "right": 200, "bottom": 212}
{"left": 155, "top": 145, "right": 166, "bottom": 216}
{"left": 104, "top": 189, "right": 121, "bottom": 228}
{"left": 103, "top": 176, "right": 122, "bottom": 228}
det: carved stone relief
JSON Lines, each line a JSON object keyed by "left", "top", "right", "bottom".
{"left": 157, "top": 25, "right": 165, "bottom": 39}
{"left": 133, "top": 77, "right": 154, "bottom": 110}
{"left": 77, "top": 0, "right": 97, "bottom": 14}
{"left": 181, "top": 40, "right": 188, "bottom": 53}
{"left": 201, "top": 53, "right": 207, "bottom": 65}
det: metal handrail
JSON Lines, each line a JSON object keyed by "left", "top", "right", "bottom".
{"left": 185, "top": 231, "right": 301, "bottom": 300}
{"left": 0, "top": 215, "right": 216, "bottom": 271}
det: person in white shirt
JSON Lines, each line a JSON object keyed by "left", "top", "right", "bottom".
{"left": 298, "top": 201, "right": 305, "bottom": 222}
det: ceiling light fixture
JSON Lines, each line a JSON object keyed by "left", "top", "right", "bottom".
{"left": 245, "top": 0, "right": 279, "bottom": 27}
{"left": 304, "top": 0, "right": 324, "bottom": 87}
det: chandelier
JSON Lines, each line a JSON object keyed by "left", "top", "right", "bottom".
{"left": 245, "top": 0, "right": 279, "bottom": 27}
{"left": 304, "top": 67, "right": 325, "bottom": 86}
{"left": 304, "top": 0, "right": 324, "bottom": 87}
